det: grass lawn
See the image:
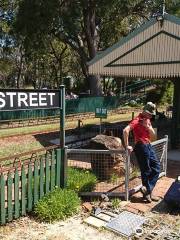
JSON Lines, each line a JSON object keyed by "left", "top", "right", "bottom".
{"left": 0, "top": 111, "right": 134, "bottom": 138}
{"left": 0, "top": 135, "right": 44, "bottom": 160}
{"left": 0, "top": 111, "right": 136, "bottom": 160}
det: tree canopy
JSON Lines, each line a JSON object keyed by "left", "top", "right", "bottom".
{"left": 0, "top": 0, "right": 179, "bottom": 94}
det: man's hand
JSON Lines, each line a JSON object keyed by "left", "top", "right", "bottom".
{"left": 126, "top": 145, "right": 133, "bottom": 153}
{"left": 142, "top": 118, "right": 151, "bottom": 129}
{"left": 142, "top": 118, "right": 156, "bottom": 139}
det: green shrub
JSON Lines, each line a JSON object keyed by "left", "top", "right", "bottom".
{"left": 130, "top": 167, "right": 140, "bottom": 178}
{"left": 109, "top": 173, "right": 119, "bottom": 184}
{"left": 129, "top": 100, "right": 138, "bottom": 107}
{"left": 34, "top": 188, "right": 80, "bottom": 222}
{"left": 111, "top": 198, "right": 121, "bottom": 209}
{"left": 67, "top": 167, "right": 97, "bottom": 192}
{"left": 146, "top": 80, "right": 173, "bottom": 105}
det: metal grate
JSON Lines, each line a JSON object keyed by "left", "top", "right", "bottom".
{"left": 106, "top": 211, "right": 146, "bottom": 237}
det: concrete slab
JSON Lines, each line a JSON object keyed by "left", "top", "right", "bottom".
{"left": 84, "top": 216, "right": 107, "bottom": 228}
{"left": 168, "top": 150, "right": 180, "bottom": 162}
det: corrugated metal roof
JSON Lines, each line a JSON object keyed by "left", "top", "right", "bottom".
{"left": 88, "top": 14, "right": 180, "bottom": 78}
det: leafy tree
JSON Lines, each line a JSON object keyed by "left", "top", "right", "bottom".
{"left": 2, "top": 0, "right": 179, "bottom": 90}
{"left": 0, "top": 0, "right": 24, "bottom": 88}
{"left": 15, "top": 0, "right": 163, "bottom": 95}
{"left": 146, "top": 80, "right": 173, "bottom": 105}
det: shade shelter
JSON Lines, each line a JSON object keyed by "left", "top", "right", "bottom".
{"left": 88, "top": 13, "right": 180, "bottom": 148}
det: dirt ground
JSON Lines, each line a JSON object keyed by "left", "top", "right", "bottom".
{"left": 0, "top": 197, "right": 179, "bottom": 240}
{"left": 0, "top": 215, "right": 124, "bottom": 240}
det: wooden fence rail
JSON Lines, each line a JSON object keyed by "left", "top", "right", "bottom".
{"left": 0, "top": 148, "right": 63, "bottom": 225}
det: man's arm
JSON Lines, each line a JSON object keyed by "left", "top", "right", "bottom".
{"left": 123, "top": 125, "right": 133, "bottom": 152}
{"left": 143, "top": 119, "right": 156, "bottom": 140}
{"left": 148, "top": 126, "right": 156, "bottom": 139}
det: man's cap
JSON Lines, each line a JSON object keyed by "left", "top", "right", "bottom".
{"left": 143, "top": 102, "right": 156, "bottom": 115}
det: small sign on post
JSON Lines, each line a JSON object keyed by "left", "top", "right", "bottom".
{"left": 95, "top": 107, "right": 107, "bottom": 118}
{"left": 95, "top": 107, "right": 107, "bottom": 133}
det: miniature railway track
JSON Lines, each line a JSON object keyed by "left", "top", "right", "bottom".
{"left": 0, "top": 129, "right": 59, "bottom": 140}
{"left": 0, "top": 130, "right": 96, "bottom": 167}
{"left": 0, "top": 107, "right": 141, "bottom": 130}
{"left": 0, "top": 112, "right": 94, "bottom": 130}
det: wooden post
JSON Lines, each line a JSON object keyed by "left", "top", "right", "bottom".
{"left": 171, "top": 78, "right": 180, "bottom": 149}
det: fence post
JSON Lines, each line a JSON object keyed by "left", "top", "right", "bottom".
{"left": 164, "top": 135, "right": 168, "bottom": 176}
{"left": 7, "top": 171, "right": 13, "bottom": 222}
{"left": 56, "top": 149, "right": 61, "bottom": 187}
{"left": 132, "top": 112, "right": 134, "bottom": 120}
{"left": 125, "top": 150, "right": 130, "bottom": 201}
{"left": 14, "top": 167, "right": 20, "bottom": 219}
{"left": 60, "top": 147, "right": 68, "bottom": 188}
{"left": 129, "top": 89, "right": 132, "bottom": 98}
{"left": 0, "top": 173, "right": 5, "bottom": 225}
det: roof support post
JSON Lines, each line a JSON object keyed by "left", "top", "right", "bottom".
{"left": 171, "top": 78, "right": 180, "bottom": 149}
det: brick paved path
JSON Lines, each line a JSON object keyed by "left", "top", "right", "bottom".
{"left": 125, "top": 159, "right": 180, "bottom": 213}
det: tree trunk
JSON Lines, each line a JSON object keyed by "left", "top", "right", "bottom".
{"left": 88, "top": 75, "right": 102, "bottom": 96}
{"left": 82, "top": 2, "right": 102, "bottom": 96}
{"left": 171, "top": 78, "right": 180, "bottom": 148}
{"left": 79, "top": 57, "right": 102, "bottom": 96}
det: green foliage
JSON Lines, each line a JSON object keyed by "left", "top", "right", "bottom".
{"left": 146, "top": 80, "right": 173, "bottom": 105}
{"left": 130, "top": 167, "right": 140, "bottom": 178}
{"left": 67, "top": 167, "right": 97, "bottom": 192}
{"left": 34, "top": 188, "right": 80, "bottom": 222}
{"left": 109, "top": 173, "right": 119, "bottom": 184}
{"left": 111, "top": 198, "right": 121, "bottom": 209}
{"left": 128, "top": 100, "right": 138, "bottom": 107}
{"left": 2, "top": 0, "right": 180, "bottom": 90}
{"left": 16, "top": 0, "right": 176, "bottom": 93}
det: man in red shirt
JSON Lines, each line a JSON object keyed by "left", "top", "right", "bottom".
{"left": 123, "top": 102, "right": 160, "bottom": 203}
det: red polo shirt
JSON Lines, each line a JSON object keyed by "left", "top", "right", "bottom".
{"left": 129, "top": 113, "right": 151, "bottom": 144}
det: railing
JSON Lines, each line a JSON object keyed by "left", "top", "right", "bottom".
{"left": 67, "top": 136, "right": 168, "bottom": 201}
{"left": 128, "top": 136, "right": 168, "bottom": 196}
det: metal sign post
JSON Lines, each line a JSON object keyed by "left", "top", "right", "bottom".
{"left": 60, "top": 85, "right": 65, "bottom": 148}
{"left": 100, "top": 118, "right": 102, "bottom": 134}
{"left": 59, "top": 85, "right": 67, "bottom": 188}
{"left": 95, "top": 107, "right": 107, "bottom": 134}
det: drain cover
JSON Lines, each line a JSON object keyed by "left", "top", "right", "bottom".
{"left": 106, "top": 211, "right": 146, "bottom": 237}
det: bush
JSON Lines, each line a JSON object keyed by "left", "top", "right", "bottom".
{"left": 67, "top": 167, "right": 97, "bottom": 192}
{"left": 34, "top": 188, "right": 80, "bottom": 222}
{"left": 146, "top": 80, "right": 173, "bottom": 105}
{"left": 111, "top": 198, "right": 121, "bottom": 209}
{"left": 129, "top": 100, "right": 137, "bottom": 107}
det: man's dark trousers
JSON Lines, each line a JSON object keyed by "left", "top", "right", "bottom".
{"left": 134, "top": 143, "right": 160, "bottom": 194}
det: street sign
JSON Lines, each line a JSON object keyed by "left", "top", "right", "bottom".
{"left": 95, "top": 107, "right": 107, "bottom": 118}
{"left": 0, "top": 89, "right": 59, "bottom": 111}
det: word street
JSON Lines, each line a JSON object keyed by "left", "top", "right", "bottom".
{"left": 0, "top": 91, "right": 59, "bottom": 111}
